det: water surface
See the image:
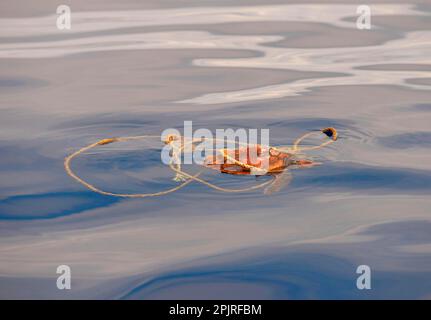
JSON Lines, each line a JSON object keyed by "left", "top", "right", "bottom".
{"left": 0, "top": 0, "right": 431, "bottom": 299}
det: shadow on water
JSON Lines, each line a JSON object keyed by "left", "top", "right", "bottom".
{"left": 0, "top": 192, "right": 118, "bottom": 220}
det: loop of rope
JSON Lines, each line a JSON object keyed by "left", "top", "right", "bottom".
{"left": 64, "top": 135, "right": 201, "bottom": 198}
{"left": 64, "top": 128, "right": 337, "bottom": 197}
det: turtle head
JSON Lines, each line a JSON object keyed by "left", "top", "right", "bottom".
{"left": 287, "top": 159, "right": 321, "bottom": 168}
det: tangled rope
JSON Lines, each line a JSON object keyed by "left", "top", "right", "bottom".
{"left": 64, "top": 128, "right": 337, "bottom": 198}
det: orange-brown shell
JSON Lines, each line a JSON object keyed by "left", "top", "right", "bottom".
{"left": 204, "top": 144, "right": 293, "bottom": 175}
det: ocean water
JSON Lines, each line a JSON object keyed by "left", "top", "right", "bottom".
{"left": 0, "top": 0, "right": 431, "bottom": 299}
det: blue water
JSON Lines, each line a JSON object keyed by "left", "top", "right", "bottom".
{"left": 0, "top": 1, "right": 431, "bottom": 299}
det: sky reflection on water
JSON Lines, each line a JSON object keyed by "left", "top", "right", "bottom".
{"left": 0, "top": 1, "right": 431, "bottom": 299}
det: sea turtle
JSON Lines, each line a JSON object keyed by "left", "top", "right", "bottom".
{"left": 203, "top": 144, "right": 315, "bottom": 194}
{"left": 202, "top": 127, "right": 337, "bottom": 194}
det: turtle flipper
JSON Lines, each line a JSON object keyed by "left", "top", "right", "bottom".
{"left": 264, "top": 170, "right": 292, "bottom": 195}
